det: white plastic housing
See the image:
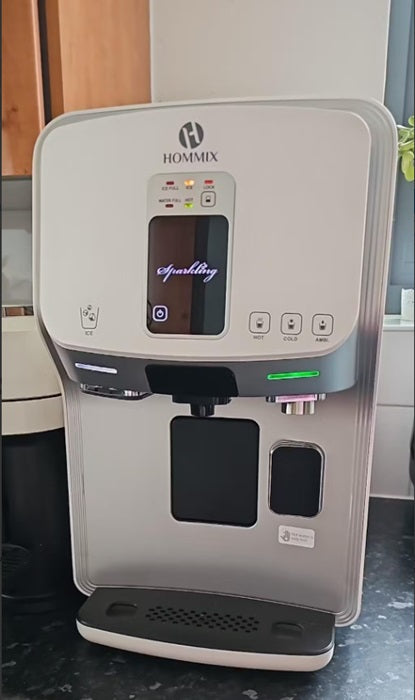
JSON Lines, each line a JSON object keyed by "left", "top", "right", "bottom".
{"left": 36, "top": 102, "right": 370, "bottom": 362}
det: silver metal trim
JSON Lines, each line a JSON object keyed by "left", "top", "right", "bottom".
{"left": 266, "top": 394, "right": 326, "bottom": 415}
{"left": 79, "top": 384, "right": 151, "bottom": 401}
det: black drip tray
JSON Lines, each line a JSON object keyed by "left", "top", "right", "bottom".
{"left": 78, "top": 588, "right": 335, "bottom": 656}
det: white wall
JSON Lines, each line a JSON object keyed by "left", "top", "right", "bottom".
{"left": 151, "top": 0, "right": 391, "bottom": 102}
{"left": 2, "top": 180, "right": 33, "bottom": 306}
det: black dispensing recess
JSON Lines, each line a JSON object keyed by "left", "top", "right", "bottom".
{"left": 146, "top": 364, "right": 238, "bottom": 416}
{"left": 270, "top": 444, "right": 323, "bottom": 517}
{"left": 171, "top": 417, "right": 259, "bottom": 526}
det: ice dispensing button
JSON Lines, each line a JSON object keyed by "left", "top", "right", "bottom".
{"left": 249, "top": 312, "right": 271, "bottom": 334}
{"left": 80, "top": 304, "right": 99, "bottom": 329}
{"left": 201, "top": 191, "right": 216, "bottom": 207}
{"left": 312, "top": 314, "right": 334, "bottom": 336}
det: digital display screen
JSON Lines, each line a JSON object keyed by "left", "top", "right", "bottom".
{"left": 147, "top": 215, "right": 229, "bottom": 335}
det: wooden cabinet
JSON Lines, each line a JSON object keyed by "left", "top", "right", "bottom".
{"left": 44, "top": 0, "right": 150, "bottom": 118}
{"left": 2, "top": 0, "right": 150, "bottom": 176}
{"left": 2, "top": 0, "right": 45, "bottom": 176}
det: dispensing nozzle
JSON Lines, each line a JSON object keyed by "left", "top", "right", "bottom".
{"left": 266, "top": 394, "right": 326, "bottom": 415}
{"left": 172, "top": 395, "right": 231, "bottom": 417}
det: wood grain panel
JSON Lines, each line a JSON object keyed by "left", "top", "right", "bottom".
{"left": 2, "top": 0, "right": 45, "bottom": 176}
{"left": 45, "top": 0, "right": 151, "bottom": 117}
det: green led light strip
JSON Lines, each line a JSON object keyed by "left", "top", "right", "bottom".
{"left": 267, "top": 370, "right": 320, "bottom": 380}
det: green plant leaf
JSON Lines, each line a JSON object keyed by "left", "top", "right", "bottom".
{"left": 397, "top": 117, "right": 414, "bottom": 181}
{"left": 401, "top": 150, "right": 414, "bottom": 182}
{"left": 405, "top": 163, "right": 414, "bottom": 182}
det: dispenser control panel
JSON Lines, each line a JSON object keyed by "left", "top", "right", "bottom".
{"left": 37, "top": 101, "right": 371, "bottom": 361}
{"left": 146, "top": 173, "right": 235, "bottom": 337}
{"left": 147, "top": 172, "right": 235, "bottom": 218}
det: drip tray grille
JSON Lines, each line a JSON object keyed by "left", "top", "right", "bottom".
{"left": 78, "top": 587, "right": 335, "bottom": 657}
{"left": 145, "top": 605, "right": 259, "bottom": 633}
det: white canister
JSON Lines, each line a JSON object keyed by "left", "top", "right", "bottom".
{"left": 401, "top": 288, "right": 414, "bottom": 322}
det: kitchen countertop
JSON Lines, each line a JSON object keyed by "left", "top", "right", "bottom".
{"left": 383, "top": 314, "right": 414, "bottom": 331}
{"left": 2, "top": 497, "right": 414, "bottom": 700}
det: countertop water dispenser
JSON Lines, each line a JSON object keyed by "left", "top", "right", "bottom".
{"left": 34, "top": 98, "right": 396, "bottom": 671}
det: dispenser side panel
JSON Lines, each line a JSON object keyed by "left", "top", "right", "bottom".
{"left": 37, "top": 103, "right": 370, "bottom": 361}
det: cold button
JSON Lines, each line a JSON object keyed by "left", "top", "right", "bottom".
{"left": 312, "top": 314, "right": 334, "bottom": 336}
{"left": 201, "top": 191, "right": 216, "bottom": 207}
{"left": 281, "top": 313, "right": 302, "bottom": 335}
{"left": 249, "top": 312, "right": 271, "bottom": 334}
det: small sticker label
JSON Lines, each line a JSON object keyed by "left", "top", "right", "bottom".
{"left": 278, "top": 525, "right": 315, "bottom": 549}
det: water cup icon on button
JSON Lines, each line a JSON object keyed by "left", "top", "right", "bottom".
{"left": 312, "top": 314, "right": 334, "bottom": 336}
{"left": 153, "top": 305, "right": 169, "bottom": 322}
{"left": 80, "top": 304, "right": 99, "bottom": 329}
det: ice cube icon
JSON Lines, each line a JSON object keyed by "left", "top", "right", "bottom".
{"left": 80, "top": 305, "right": 99, "bottom": 329}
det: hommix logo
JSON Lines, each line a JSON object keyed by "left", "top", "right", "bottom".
{"left": 179, "top": 121, "right": 204, "bottom": 149}
{"left": 163, "top": 121, "right": 218, "bottom": 164}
